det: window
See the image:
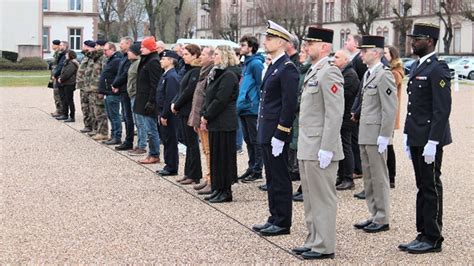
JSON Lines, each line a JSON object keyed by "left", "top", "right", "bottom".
{"left": 201, "top": 15, "right": 206, "bottom": 28}
{"left": 69, "top": 0, "right": 81, "bottom": 11}
{"left": 341, "top": 0, "right": 351, "bottom": 21}
{"left": 310, "top": 3, "right": 316, "bottom": 22}
{"left": 382, "top": 0, "right": 390, "bottom": 17}
{"left": 453, "top": 25, "right": 461, "bottom": 54}
{"left": 69, "top": 28, "right": 82, "bottom": 50}
{"left": 383, "top": 27, "right": 389, "bottom": 41}
{"left": 246, "top": 9, "right": 255, "bottom": 25}
{"left": 42, "top": 0, "right": 49, "bottom": 10}
{"left": 42, "top": 27, "right": 50, "bottom": 51}
{"left": 376, "top": 27, "right": 383, "bottom": 36}
{"left": 421, "top": 0, "right": 436, "bottom": 15}
{"left": 325, "top": 0, "right": 334, "bottom": 22}
{"left": 340, "top": 29, "right": 350, "bottom": 49}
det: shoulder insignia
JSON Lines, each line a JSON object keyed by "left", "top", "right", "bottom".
{"left": 386, "top": 88, "right": 392, "bottom": 95}
{"left": 331, "top": 84, "right": 338, "bottom": 93}
{"left": 284, "top": 60, "right": 295, "bottom": 66}
{"left": 439, "top": 79, "right": 446, "bottom": 88}
{"left": 384, "top": 66, "right": 391, "bottom": 70}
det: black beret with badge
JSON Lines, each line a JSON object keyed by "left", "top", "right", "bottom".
{"left": 52, "top": 39, "right": 61, "bottom": 45}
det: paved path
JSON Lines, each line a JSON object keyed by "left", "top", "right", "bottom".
{"left": 1, "top": 86, "right": 473, "bottom": 263}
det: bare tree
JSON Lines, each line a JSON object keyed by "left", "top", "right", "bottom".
{"left": 174, "top": 0, "right": 185, "bottom": 42}
{"left": 258, "top": 0, "right": 313, "bottom": 41}
{"left": 436, "top": 0, "right": 457, "bottom": 54}
{"left": 126, "top": 0, "right": 146, "bottom": 40}
{"left": 219, "top": 12, "right": 240, "bottom": 42}
{"left": 348, "top": 0, "right": 382, "bottom": 35}
{"left": 392, "top": 1, "right": 413, "bottom": 56}
{"left": 98, "top": 0, "right": 116, "bottom": 40}
{"left": 144, "top": 0, "right": 164, "bottom": 38}
{"left": 113, "top": 0, "right": 132, "bottom": 37}
{"left": 460, "top": 0, "right": 474, "bottom": 21}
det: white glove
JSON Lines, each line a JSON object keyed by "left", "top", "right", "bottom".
{"left": 377, "top": 136, "right": 390, "bottom": 154}
{"left": 422, "top": 140, "right": 438, "bottom": 164}
{"left": 271, "top": 137, "right": 284, "bottom": 157}
{"left": 403, "top": 134, "right": 411, "bottom": 160}
{"left": 318, "top": 149, "right": 333, "bottom": 169}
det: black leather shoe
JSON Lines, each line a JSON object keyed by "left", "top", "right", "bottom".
{"left": 407, "top": 241, "right": 442, "bottom": 254}
{"left": 115, "top": 143, "right": 133, "bottom": 151}
{"left": 55, "top": 115, "right": 68, "bottom": 120}
{"left": 204, "top": 190, "right": 220, "bottom": 201}
{"left": 301, "top": 251, "right": 335, "bottom": 260}
{"left": 291, "top": 246, "right": 311, "bottom": 255}
{"left": 293, "top": 192, "right": 303, "bottom": 202}
{"left": 353, "top": 219, "right": 372, "bottom": 229}
{"left": 238, "top": 169, "right": 252, "bottom": 180}
{"left": 258, "top": 184, "right": 267, "bottom": 191}
{"left": 398, "top": 239, "right": 421, "bottom": 251}
{"left": 209, "top": 190, "right": 232, "bottom": 203}
{"left": 103, "top": 138, "right": 122, "bottom": 145}
{"left": 80, "top": 127, "right": 92, "bottom": 133}
{"left": 252, "top": 222, "right": 272, "bottom": 232}
{"left": 64, "top": 118, "right": 75, "bottom": 123}
{"left": 354, "top": 190, "right": 366, "bottom": 199}
{"left": 242, "top": 172, "right": 262, "bottom": 183}
{"left": 390, "top": 182, "right": 395, "bottom": 188}
{"left": 259, "top": 225, "right": 290, "bottom": 236}
{"left": 363, "top": 223, "right": 389, "bottom": 233}
{"left": 157, "top": 169, "right": 178, "bottom": 176}
{"left": 336, "top": 180, "right": 355, "bottom": 190}
{"left": 336, "top": 177, "right": 342, "bottom": 186}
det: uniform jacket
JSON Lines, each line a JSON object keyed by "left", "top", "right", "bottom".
{"left": 75, "top": 53, "right": 90, "bottom": 91}
{"left": 188, "top": 63, "right": 214, "bottom": 128}
{"left": 58, "top": 59, "right": 79, "bottom": 86}
{"left": 341, "top": 62, "right": 360, "bottom": 128}
{"left": 98, "top": 51, "right": 122, "bottom": 95}
{"left": 134, "top": 51, "right": 162, "bottom": 117}
{"left": 112, "top": 51, "right": 132, "bottom": 94}
{"left": 257, "top": 54, "right": 299, "bottom": 144}
{"left": 404, "top": 54, "right": 452, "bottom": 147}
{"left": 201, "top": 66, "right": 240, "bottom": 132}
{"left": 297, "top": 57, "right": 344, "bottom": 161}
{"left": 156, "top": 68, "right": 180, "bottom": 119}
{"left": 83, "top": 50, "right": 104, "bottom": 93}
{"left": 237, "top": 53, "right": 264, "bottom": 116}
{"left": 173, "top": 59, "right": 201, "bottom": 118}
{"left": 358, "top": 63, "right": 397, "bottom": 145}
{"left": 127, "top": 57, "right": 140, "bottom": 98}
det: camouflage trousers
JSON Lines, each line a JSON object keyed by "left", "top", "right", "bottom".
{"left": 88, "top": 92, "right": 108, "bottom": 136}
{"left": 80, "top": 91, "right": 95, "bottom": 130}
{"left": 53, "top": 87, "right": 62, "bottom": 114}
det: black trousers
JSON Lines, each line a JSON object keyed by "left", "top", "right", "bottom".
{"left": 179, "top": 116, "right": 202, "bottom": 181}
{"left": 410, "top": 146, "right": 444, "bottom": 246}
{"left": 261, "top": 143, "right": 292, "bottom": 228}
{"left": 338, "top": 126, "right": 354, "bottom": 181}
{"left": 121, "top": 92, "right": 134, "bottom": 146}
{"left": 61, "top": 85, "right": 75, "bottom": 118}
{"left": 387, "top": 144, "right": 396, "bottom": 183}
{"left": 209, "top": 131, "right": 237, "bottom": 191}
{"left": 351, "top": 123, "right": 362, "bottom": 175}
{"left": 159, "top": 116, "right": 179, "bottom": 173}
{"left": 240, "top": 115, "right": 263, "bottom": 173}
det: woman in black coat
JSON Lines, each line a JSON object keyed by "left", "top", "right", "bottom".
{"left": 200, "top": 45, "right": 241, "bottom": 203}
{"left": 57, "top": 50, "right": 79, "bottom": 122}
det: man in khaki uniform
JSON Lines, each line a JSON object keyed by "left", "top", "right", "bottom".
{"left": 293, "top": 26, "right": 344, "bottom": 260}
{"left": 353, "top": 35, "right": 397, "bottom": 233}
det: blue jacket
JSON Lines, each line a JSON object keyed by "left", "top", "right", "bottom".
{"left": 237, "top": 53, "right": 264, "bottom": 116}
{"left": 156, "top": 68, "right": 180, "bottom": 119}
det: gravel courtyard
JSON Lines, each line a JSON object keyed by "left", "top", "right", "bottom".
{"left": 1, "top": 85, "right": 473, "bottom": 263}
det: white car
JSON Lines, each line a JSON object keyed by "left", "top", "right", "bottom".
{"left": 448, "top": 57, "right": 474, "bottom": 80}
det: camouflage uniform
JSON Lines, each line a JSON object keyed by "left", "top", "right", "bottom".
{"left": 76, "top": 51, "right": 94, "bottom": 130}
{"left": 50, "top": 50, "right": 62, "bottom": 114}
{"left": 84, "top": 50, "right": 108, "bottom": 136}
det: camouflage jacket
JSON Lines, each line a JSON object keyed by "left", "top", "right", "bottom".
{"left": 75, "top": 51, "right": 90, "bottom": 91}
{"left": 83, "top": 50, "right": 105, "bottom": 93}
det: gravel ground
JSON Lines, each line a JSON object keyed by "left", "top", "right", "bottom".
{"left": 0, "top": 85, "right": 473, "bottom": 264}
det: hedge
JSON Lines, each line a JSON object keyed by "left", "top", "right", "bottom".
{"left": 0, "top": 57, "right": 48, "bottom": 70}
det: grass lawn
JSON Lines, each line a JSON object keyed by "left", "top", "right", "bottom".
{"left": 0, "top": 70, "right": 50, "bottom": 87}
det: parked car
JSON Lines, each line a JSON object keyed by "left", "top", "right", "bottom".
{"left": 448, "top": 57, "right": 474, "bottom": 80}
{"left": 401, "top": 57, "right": 416, "bottom": 75}
{"left": 439, "top": 55, "right": 462, "bottom": 64}
{"left": 45, "top": 51, "right": 85, "bottom": 70}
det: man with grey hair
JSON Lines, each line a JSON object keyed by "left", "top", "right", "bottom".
{"left": 113, "top": 36, "right": 134, "bottom": 150}
{"left": 353, "top": 35, "right": 397, "bottom": 233}
{"left": 156, "top": 40, "right": 166, "bottom": 54}
{"left": 287, "top": 34, "right": 300, "bottom": 67}
{"left": 333, "top": 49, "right": 360, "bottom": 190}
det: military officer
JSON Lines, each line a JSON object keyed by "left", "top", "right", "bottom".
{"left": 291, "top": 26, "right": 344, "bottom": 260}
{"left": 252, "top": 20, "right": 299, "bottom": 236}
{"left": 353, "top": 35, "right": 397, "bottom": 233}
{"left": 398, "top": 23, "right": 451, "bottom": 254}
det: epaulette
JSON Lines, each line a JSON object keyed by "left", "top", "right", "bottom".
{"left": 284, "top": 60, "right": 295, "bottom": 66}
{"left": 383, "top": 65, "right": 391, "bottom": 70}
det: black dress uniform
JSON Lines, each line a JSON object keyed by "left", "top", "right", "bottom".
{"left": 403, "top": 23, "right": 452, "bottom": 251}
{"left": 257, "top": 21, "right": 299, "bottom": 231}
{"left": 156, "top": 50, "right": 180, "bottom": 174}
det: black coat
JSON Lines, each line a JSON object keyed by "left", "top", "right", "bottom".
{"left": 112, "top": 51, "right": 132, "bottom": 93}
{"left": 202, "top": 66, "right": 240, "bottom": 132}
{"left": 341, "top": 63, "right": 360, "bottom": 128}
{"left": 58, "top": 59, "right": 79, "bottom": 86}
{"left": 404, "top": 54, "right": 452, "bottom": 147}
{"left": 53, "top": 51, "right": 67, "bottom": 78}
{"left": 172, "top": 64, "right": 200, "bottom": 118}
{"left": 134, "top": 51, "right": 162, "bottom": 117}
{"left": 99, "top": 51, "right": 123, "bottom": 95}
{"left": 156, "top": 68, "right": 180, "bottom": 119}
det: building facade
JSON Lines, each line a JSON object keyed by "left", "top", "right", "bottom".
{"left": 0, "top": 0, "right": 98, "bottom": 60}
{"left": 195, "top": 0, "right": 473, "bottom": 55}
